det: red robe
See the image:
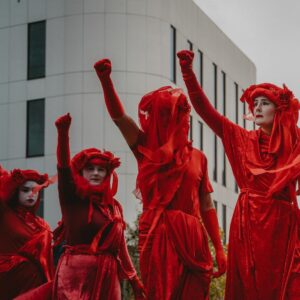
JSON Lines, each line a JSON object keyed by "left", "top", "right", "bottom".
{"left": 51, "top": 166, "right": 137, "bottom": 300}
{"left": 222, "top": 119, "right": 300, "bottom": 300}
{"left": 0, "top": 205, "right": 53, "bottom": 300}
{"left": 132, "top": 132, "right": 213, "bottom": 300}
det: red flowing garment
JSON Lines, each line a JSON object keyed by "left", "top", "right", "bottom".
{"left": 0, "top": 170, "right": 54, "bottom": 300}
{"left": 130, "top": 88, "right": 214, "bottom": 300}
{"left": 178, "top": 51, "right": 300, "bottom": 299}
{"left": 52, "top": 149, "right": 137, "bottom": 300}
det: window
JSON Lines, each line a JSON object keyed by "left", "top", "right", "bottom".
{"left": 187, "top": 40, "right": 193, "bottom": 51}
{"left": 242, "top": 90, "right": 246, "bottom": 129}
{"left": 28, "top": 21, "right": 46, "bottom": 80}
{"left": 222, "top": 71, "right": 226, "bottom": 186}
{"left": 26, "top": 99, "right": 45, "bottom": 157}
{"left": 222, "top": 71, "right": 226, "bottom": 116}
{"left": 36, "top": 190, "right": 44, "bottom": 217}
{"left": 213, "top": 200, "right": 218, "bottom": 213}
{"left": 213, "top": 63, "right": 218, "bottom": 181}
{"left": 198, "top": 50, "right": 203, "bottom": 87}
{"left": 198, "top": 121, "right": 203, "bottom": 150}
{"left": 235, "top": 82, "right": 239, "bottom": 124}
{"left": 222, "top": 204, "right": 227, "bottom": 243}
{"left": 170, "top": 25, "right": 176, "bottom": 83}
{"left": 189, "top": 115, "right": 193, "bottom": 141}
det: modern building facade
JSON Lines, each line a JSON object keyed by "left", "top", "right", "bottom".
{"left": 0, "top": 0, "right": 256, "bottom": 242}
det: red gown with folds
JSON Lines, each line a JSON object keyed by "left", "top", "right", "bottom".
{"left": 222, "top": 119, "right": 300, "bottom": 300}
{"left": 132, "top": 132, "right": 213, "bottom": 300}
{"left": 52, "top": 166, "right": 137, "bottom": 300}
{"left": 0, "top": 204, "right": 53, "bottom": 300}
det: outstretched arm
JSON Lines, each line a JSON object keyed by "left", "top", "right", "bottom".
{"left": 55, "top": 113, "right": 72, "bottom": 168}
{"left": 55, "top": 113, "right": 76, "bottom": 207}
{"left": 177, "top": 50, "right": 224, "bottom": 138}
{"left": 94, "top": 59, "right": 140, "bottom": 147}
{"left": 200, "top": 193, "right": 227, "bottom": 278}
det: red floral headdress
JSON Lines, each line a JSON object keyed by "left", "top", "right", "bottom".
{"left": 0, "top": 169, "right": 49, "bottom": 210}
{"left": 241, "top": 83, "right": 300, "bottom": 122}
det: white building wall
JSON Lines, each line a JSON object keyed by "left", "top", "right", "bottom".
{"left": 0, "top": 0, "right": 256, "bottom": 242}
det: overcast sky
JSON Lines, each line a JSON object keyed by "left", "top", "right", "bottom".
{"left": 194, "top": 0, "right": 300, "bottom": 98}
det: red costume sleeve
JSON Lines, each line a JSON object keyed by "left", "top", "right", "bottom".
{"left": 177, "top": 50, "right": 224, "bottom": 138}
{"left": 201, "top": 208, "right": 227, "bottom": 277}
{"left": 94, "top": 59, "right": 125, "bottom": 120}
{"left": 118, "top": 236, "right": 137, "bottom": 279}
{"left": 55, "top": 114, "right": 71, "bottom": 168}
{"left": 55, "top": 114, "right": 76, "bottom": 207}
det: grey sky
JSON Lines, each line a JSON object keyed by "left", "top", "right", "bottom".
{"left": 194, "top": 0, "right": 300, "bottom": 97}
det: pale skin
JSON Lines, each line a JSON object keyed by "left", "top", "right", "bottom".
{"left": 18, "top": 181, "right": 39, "bottom": 208}
{"left": 253, "top": 96, "right": 276, "bottom": 135}
{"left": 82, "top": 165, "right": 107, "bottom": 186}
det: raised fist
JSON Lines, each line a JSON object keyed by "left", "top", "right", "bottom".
{"left": 212, "top": 248, "right": 227, "bottom": 278}
{"left": 94, "top": 58, "right": 112, "bottom": 78}
{"left": 177, "top": 50, "right": 194, "bottom": 70}
{"left": 55, "top": 113, "right": 72, "bottom": 132}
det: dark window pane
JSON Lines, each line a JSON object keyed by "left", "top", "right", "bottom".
{"left": 28, "top": 21, "right": 46, "bottom": 79}
{"left": 189, "top": 115, "right": 193, "bottom": 141}
{"left": 27, "top": 99, "right": 45, "bottom": 157}
{"left": 213, "top": 200, "right": 218, "bottom": 213}
{"left": 222, "top": 204, "right": 227, "bottom": 243}
{"left": 36, "top": 190, "right": 44, "bottom": 217}
{"left": 198, "top": 121, "right": 203, "bottom": 150}
{"left": 187, "top": 40, "right": 193, "bottom": 51}
{"left": 170, "top": 25, "right": 176, "bottom": 83}
{"left": 198, "top": 50, "right": 203, "bottom": 87}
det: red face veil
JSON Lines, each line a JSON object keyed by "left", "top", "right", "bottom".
{"left": 136, "top": 87, "right": 192, "bottom": 209}
{"left": 138, "top": 86, "right": 191, "bottom": 162}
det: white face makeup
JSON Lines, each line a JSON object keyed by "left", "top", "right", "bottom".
{"left": 82, "top": 165, "right": 107, "bottom": 186}
{"left": 253, "top": 96, "right": 276, "bottom": 133}
{"left": 18, "top": 181, "right": 39, "bottom": 208}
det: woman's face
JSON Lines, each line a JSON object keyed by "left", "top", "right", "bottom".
{"left": 253, "top": 96, "right": 276, "bottom": 132}
{"left": 82, "top": 164, "right": 107, "bottom": 186}
{"left": 18, "top": 181, "right": 39, "bottom": 207}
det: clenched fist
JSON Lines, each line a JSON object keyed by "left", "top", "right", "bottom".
{"left": 94, "top": 58, "right": 112, "bottom": 79}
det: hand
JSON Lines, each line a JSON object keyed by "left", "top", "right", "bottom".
{"left": 177, "top": 50, "right": 194, "bottom": 70}
{"left": 94, "top": 58, "right": 112, "bottom": 78}
{"left": 212, "top": 248, "right": 227, "bottom": 278}
{"left": 55, "top": 113, "right": 72, "bottom": 132}
{"left": 129, "top": 275, "right": 146, "bottom": 300}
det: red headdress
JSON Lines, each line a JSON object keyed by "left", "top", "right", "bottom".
{"left": 136, "top": 86, "right": 192, "bottom": 209}
{"left": 71, "top": 148, "right": 120, "bottom": 221}
{"left": 241, "top": 83, "right": 300, "bottom": 196}
{"left": 0, "top": 169, "right": 49, "bottom": 212}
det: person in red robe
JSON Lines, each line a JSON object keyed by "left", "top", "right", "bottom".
{"left": 0, "top": 167, "right": 54, "bottom": 300}
{"left": 94, "top": 58, "right": 227, "bottom": 300}
{"left": 51, "top": 113, "right": 145, "bottom": 300}
{"left": 177, "top": 49, "right": 300, "bottom": 300}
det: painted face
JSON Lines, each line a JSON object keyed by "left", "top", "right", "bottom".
{"left": 253, "top": 96, "right": 276, "bottom": 131}
{"left": 18, "top": 181, "right": 39, "bottom": 207}
{"left": 82, "top": 164, "right": 107, "bottom": 186}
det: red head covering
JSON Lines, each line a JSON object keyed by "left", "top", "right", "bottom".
{"left": 0, "top": 169, "right": 49, "bottom": 212}
{"left": 136, "top": 86, "right": 192, "bottom": 209}
{"left": 71, "top": 148, "right": 120, "bottom": 175}
{"left": 241, "top": 83, "right": 300, "bottom": 196}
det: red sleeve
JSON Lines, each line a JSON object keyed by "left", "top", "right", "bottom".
{"left": 117, "top": 236, "right": 137, "bottom": 280}
{"left": 57, "top": 167, "right": 76, "bottom": 210}
{"left": 129, "top": 130, "right": 146, "bottom": 162}
{"left": 200, "top": 155, "right": 213, "bottom": 195}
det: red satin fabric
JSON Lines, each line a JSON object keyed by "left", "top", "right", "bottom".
{"left": 0, "top": 206, "right": 53, "bottom": 299}
{"left": 52, "top": 166, "right": 136, "bottom": 300}
{"left": 222, "top": 119, "right": 299, "bottom": 300}
{"left": 133, "top": 135, "right": 213, "bottom": 300}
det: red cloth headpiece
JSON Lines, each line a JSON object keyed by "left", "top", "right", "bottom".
{"left": 241, "top": 83, "right": 300, "bottom": 122}
{"left": 0, "top": 169, "right": 49, "bottom": 210}
{"left": 136, "top": 86, "right": 192, "bottom": 210}
{"left": 71, "top": 148, "right": 120, "bottom": 175}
